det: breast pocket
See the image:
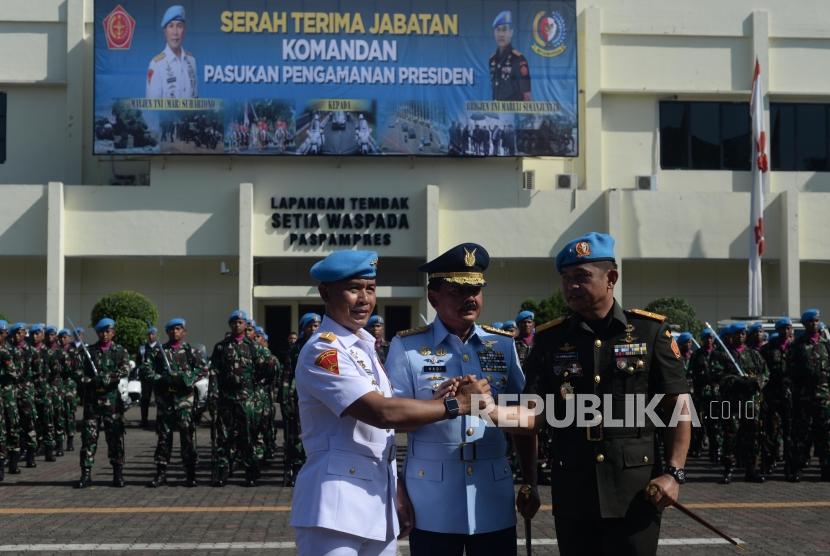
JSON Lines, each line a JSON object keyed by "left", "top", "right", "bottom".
{"left": 406, "top": 459, "right": 443, "bottom": 483}
{"left": 613, "top": 357, "right": 649, "bottom": 395}
{"left": 326, "top": 452, "right": 377, "bottom": 482}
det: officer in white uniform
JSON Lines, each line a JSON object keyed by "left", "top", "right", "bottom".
{"left": 386, "top": 243, "right": 525, "bottom": 555}
{"left": 290, "top": 250, "right": 491, "bottom": 556}
{"left": 146, "top": 5, "right": 197, "bottom": 99}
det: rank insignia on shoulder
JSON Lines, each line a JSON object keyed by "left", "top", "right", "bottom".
{"left": 153, "top": 51, "right": 165, "bottom": 62}
{"left": 318, "top": 332, "right": 336, "bottom": 343}
{"left": 626, "top": 309, "right": 667, "bottom": 322}
{"left": 481, "top": 325, "right": 513, "bottom": 337}
{"left": 398, "top": 325, "right": 429, "bottom": 338}
{"left": 535, "top": 316, "right": 567, "bottom": 333}
{"left": 315, "top": 349, "right": 339, "bottom": 375}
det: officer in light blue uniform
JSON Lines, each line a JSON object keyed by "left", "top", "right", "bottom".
{"left": 387, "top": 242, "right": 525, "bottom": 555}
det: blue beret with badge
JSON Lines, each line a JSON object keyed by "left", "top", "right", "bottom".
{"left": 555, "top": 232, "right": 616, "bottom": 273}
{"left": 45, "top": 325, "right": 57, "bottom": 335}
{"left": 677, "top": 332, "right": 693, "bottom": 345}
{"left": 502, "top": 320, "right": 517, "bottom": 330}
{"left": 161, "top": 5, "right": 186, "bottom": 28}
{"left": 0, "top": 320, "right": 7, "bottom": 331}
{"left": 775, "top": 317, "right": 792, "bottom": 330}
{"left": 516, "top": 310, "right": 534, "bottom": 323}
{"left": 8, "top": 322, "right": 26, "bottom": 334}
{"left": 29, "top": 323, "right": 44, "bottom": 333}
{"left": 367, "top": 315, "right": 384, "bottom": 326}
{"left": 165, "top": 318, "right": 186, "bottom": 331}
{"left": 492, "top": 10, "right": 512, "bottom": 28}
{"left": 419, "top": 243, "right": 489, "bottom": 287}
{"left": 95, "top": 318, "right": 115, "bottom": 332}
{"left": 299, "top": 312, "right": 321, "bottom": 331}
{"left": 802, "top": 308, "right": 820, "bottom": 322}
{"left": 310, "top": 250, "right": 378, "bottom": 283}
{"left": 228, "top": 309, "right": 248, "bottom": 323}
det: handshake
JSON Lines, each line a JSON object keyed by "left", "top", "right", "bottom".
{"left": 433, "top": 374, "right": 495, "bottom": 416}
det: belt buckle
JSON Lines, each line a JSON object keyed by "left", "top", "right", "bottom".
{"left": 586, "top": 426, "right": 603, "bottom": 442}
{"left": 459, "top": 442, "right": 477, "bottom": 462}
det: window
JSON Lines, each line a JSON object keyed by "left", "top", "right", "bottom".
{"left": 0, "top": 92, "right": 6, "bottom": 164}
{"left": 659, "top": 101, "right": 750, "bottom": 170}
{"left": 772, "top": 103, "right": 830, "bottom": 171}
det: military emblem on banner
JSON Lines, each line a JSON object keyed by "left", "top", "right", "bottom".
{"left": 103, "top": 5, "right": 136, "bottom": 50}
{"left": 531, "top": 11, "right": 567, "bottom": 58}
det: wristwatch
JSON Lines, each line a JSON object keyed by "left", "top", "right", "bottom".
{"left": 664, "top": 466, "right": 687, "bottom": 484}
{"left": 443, "top": 396, "right": 460, "bottom": 419}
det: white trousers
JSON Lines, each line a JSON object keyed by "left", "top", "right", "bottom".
{"left": 294, "top": 526, "right": 397, "bottom": 556}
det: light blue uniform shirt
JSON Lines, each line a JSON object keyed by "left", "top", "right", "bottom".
{"left": 386, "top": 318, "right": 525, "bottom": 534}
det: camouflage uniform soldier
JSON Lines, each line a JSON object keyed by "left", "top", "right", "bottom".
{"left": 365, "top": 315, "right": 389, "bottom": 364}
{"left": 136, "top": 327, "right": 160, "bottom": 429}
{"left": 44, "top": 326, "right": 66, "bottom": 457}
{"left": 143, "top": 318, "right": 205, "bottom": 488}
{"left": 253, "top": 326, "right": 281, "bottom": 462}
{"left": 515, "top": 311, "right": 535, "bottom": 367}
{"left": 8, "top": 323, "right": 39, "bottom": 468}
{"left": 688, "top": 328, "right": 726, "bottom": 463}
{"left": 209, "top": 310, "right": 276, "bottom": 487}
{"left": 786, "top": 309, "right": 830, "bottom": 482}
{"left": 281, "top": 312, "right": 319, "bottom": 486}
{"left": 60, "top": 329, "right": 81, "bottom": 452}
{"left": 0, "top": 321, "right": 19, "bottom": 478}
{"left": 75, "top": 318, "right": 131, "bottom": 489}
{"left": 29, "top": 324, "right": 57, "bottom": 462}
{"left": 720, "top": 322, "right": 769, "bottom": 484}
{"left": 760, "top": 318, "right": 794, "bottom": 475}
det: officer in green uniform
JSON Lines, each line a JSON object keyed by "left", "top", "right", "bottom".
{"left": 281, "top": 312, "right": 320, "bottom": 486}
{"left": 515, "top": 232, "right": 691, "bottom": 556}
{"left": 786, "top": 309, "right": 830, "bottom": 482}
{"left": 8, "top": 323, "right": 38, "bottom": 468}
{"left": 29, "top": 324, "right": 57, "bottom": 462}
{"left": 142, "top": 318, "right": 205, "bottom": 488}
{"left": 719, "top": 322, "right": 769, "bottom": 484}
{"left": 676, "top": 332, "right": 701, "bottom": 457}
{"left": 366, "top": 315, "right": 390, "bottom": 364}
{"left": 208, "top": 309, "right": 276, "bottom": 487}
{"left": 253, "top": 326, "right": 281, "bottom": 463}
{"left": 514, "top": 311, "right": 535, "bottom": 367}
{"left": 688, "top": 328, "right": 725, "bottom": 463}
{"left": 0, "top": 321, "right": 18, "bottom": 479}
{"left": 44, "top": 326, "right": 66, "bottom": 458}
{"left": 59, "top": 329, "right": 79, "bottom": 452}
{"left": 75, "top": 318, "right": 131, "bottom": 488}
{"left": 760, "top": 318, "right": 793, "bottom": 476}
{"left": 136, "top": 327, "right": 159, "bottom": 429}
{"left": 489, "top": 11, "right": 532, "bottom": 101}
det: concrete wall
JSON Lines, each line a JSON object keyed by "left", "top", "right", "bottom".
{"left": 0, "top": 258, "right": 46, "bottom": 322}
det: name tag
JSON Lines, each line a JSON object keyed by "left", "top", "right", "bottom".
{"left": 423, "top": 366, "right": 446, "bottom": 373}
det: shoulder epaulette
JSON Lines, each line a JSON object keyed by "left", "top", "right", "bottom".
{"left": 153, "top": 51, "right": 165, "bottom": 62}
{"left": 626, "top": 309, "right": 667, "bottom": 322}
{"left": 481, "top": 324, "right": 513, "bottom": 337}
{"left": 318, "top": 332, "right": 336, "bottom": 343}
{"left": 535, "top": 316, "right": 567, "bottom": 334}
{"left": 397, "top": 325, "right": 429, "bottom": 338}
{"left": 185, "top": 50, "right": 193, "bottom": 57}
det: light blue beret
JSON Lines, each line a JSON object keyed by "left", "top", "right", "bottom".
{"left": 29, "top": 323, "right": 44, "bottom": 333}
{"left": 769, "top": 332, "right": 780, "bottom": 341}
{"left": 95, "top": 318, "right": 115, "bottom": 332}
{"left": 502, "top": 320, "right": 517, "bottom": 330}
{"left": 516, "top": 310, "right": 534, "bottom": 322}
{"left": 255, "top": 326, "right": 264, "bottom": 335}
{"left": 310, "top": 250, "right": 378, "bottom": 283}
{"left": 45, "top": 325, "right": 57, "bottom": 335}
{"left": 148, "top": 326, "right": 158, "bottom": 334}
{"left": 367, "top": 315, "right": 384, "bottom": 327}
{"left": 228, "top": 309, "right": 248, "bottom": 323}
{"left": 732, "top": 322, "right": 747, "bottom": 332}
{"left": 677, "top": 332, "right": 693, "bottom": 345}
{"left": 492, "top": 321, "right": 503, "bottom": 329}
{"left": 493, "top": 10, "right": 512, "bottom": 28}
{"left": 57, "top": 329, "right": 70, "bottom": 337}
{"left": 720, "top": 324, "right": 734, "bottom": 335}
{"left": 161, "top": 5, "right": 185, "bottom": 28}
{"left": 262, "top": 333, "right": 269, "bottom": 341}
{"left": 748, "top": 322, "right": 763, "bottom": 333}
{"left": 76, "top": 326, "right": 85, "bottom": 334}
{"left": 775, "top": 318, "right": 792, "bottom": 330}
{"left": 700, "top": 327, "right": 714, "bottom": 338}
{"left": 0, "top": 320, "right": 7, "bottom": 331}
{"left": 556, "top": 232, "right": 616, "bottom": 273}
{"left": 299, "top": 313, "right": 321, "bottom": 331}
{"left": 165, "top": 318, "right": 186, "bottom": 331}
{"left": 802, "top": 309, "right": 820, "bottom": 322}
{"left": 8, "top": 322, "right": 26, "bottom": 334}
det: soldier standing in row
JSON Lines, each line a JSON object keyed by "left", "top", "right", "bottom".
{"left": 29, "top": 324, "right": 56, "bottom": 462}
{"left": 143, "top": 318, "right": 205, "bottom": 488}
{"left": 787, "top": 309, "right": 830, "bottom": 482}
{"left": 366, "top": 315, "right": 389, "bottom": 364}
{"left": 720, "top": 322, "right": 768, "bottom": 484}
{"left": 514, "top": 311, "right": 535, "bottom": 366}
{"left": 282, "top": 313, "right": 319, "bottom": 486}
{"left": 253, "top": 326, "right": 281, "bottom": 463}
{"left": 689, "top": 328, "right": 725, "bottom": 463}
{"left": 136, "top": 326, "right": 159, "bottom": 429}
{"left": 0, "top": 321, "right": 18, "bottom": 479}
{"left": 45, "top": 326, "right": 66, "bottom": 458}
{"left": 677, "top": 332, "right": 701, "bottom": 457}
{"left": 8, "top": 323, "right": 38, "bottom": 468}
{"left": 59, "top": 329, "right": 79, "bottom": 452}
{"left": 760, "top": 318, "right": 793, "bottom": 476}
{"left": 75, "top": 318, "right": 131, "bottom": 488}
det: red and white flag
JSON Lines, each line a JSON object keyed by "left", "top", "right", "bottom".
{"left": 749, "top": 58, "right": 768, "bottom": 317}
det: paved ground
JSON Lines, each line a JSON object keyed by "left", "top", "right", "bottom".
{"left": 1, "top": 407, "right": 828, "bottom": 555}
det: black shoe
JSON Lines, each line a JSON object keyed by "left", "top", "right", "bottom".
{"left": 66, "top": 436, "right": 74, "bottom": 452}
{"left": 56, "top": 440, "right": 64, "bottom": 457}
{"left": 45, "top": 447, "right": 56, "bottom": 462}
{"left": 25, "top": 449, "right": 36, "bottom": 468}
{"left": 821, "top": 467, "right": 830, "bottom": 481}
{"left": 720, "top": 468, "right": 733, "bottom": 485}
{"left": 746, "top": 471, "right": 765, "bottom": 483}
{"left": 184, "top": 466, "right": 197, "bottom": 487}
{"left": 75, "top": 467, "right": 92, "bottom": 489}
{"left": 245, "top": 466, "right": 258, "bottom": 487}
{"left": 112, "top": 465, "right": 125, "bottom": 488}
{"left": 8, "top": 452, "right": 21, "bottom": 474}
{"left": 147, "top": 465, "right": 166, "bottom": 488}
{"left": 212, "top": 468, "right": 228, "bottom": 487}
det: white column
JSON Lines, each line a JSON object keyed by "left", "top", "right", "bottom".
{"left": 606, "top": 189, "right": 623, "bottom": 304}
{"left": 238, "top": 182, "right": 254, "bottom": 315}
{"left": 581, "top": 6, "right": 602, "bottom": 190}
{"left": 65, "top": 0, "right": 84, "bottom": 183}
{"left": 46, "top": 181, "right": 65, "bottom": 326}
{"left": 780, "top": 190, "right": 800, "bottom": 316}
{"left": 422, "top": 185, "right": 440, "bottom": 323}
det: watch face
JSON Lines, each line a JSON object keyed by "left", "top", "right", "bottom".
{"left": 445, "top": 397, "right": 460, "bottom": 415}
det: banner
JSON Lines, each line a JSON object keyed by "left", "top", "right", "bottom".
{"left": 93, "top": 1, "right": 578, "bottom": 157}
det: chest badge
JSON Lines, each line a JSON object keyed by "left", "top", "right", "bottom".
{"left": 419, "top": 346, "right": 432, "bottom": 356}
{"left": 436, "top": 348, "right": 447, "bottom": 357}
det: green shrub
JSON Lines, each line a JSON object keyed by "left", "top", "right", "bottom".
{"left": 91, "top": 291, "right": 158, "bottom": 355}
{"left": 520, "top": 291, "right": 568, "bottom": 325}
{"left": 644, "top": 297, "right": 703, "bottom": 337}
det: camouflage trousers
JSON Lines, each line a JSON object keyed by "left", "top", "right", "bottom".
{"left": 35, "top": 387, "right": 55, "bottom": 450}
{"left": 51, "top": 387, "right": 66, "bottom": 445}
{"left": 700, "top": 398, "right": 724, "bottom": 455}
{"left": 721, "top": 415, "right": 762, "bottom": 471}
{"left": 213, "top": 399, "right": 261, "bottom": 473}
{"left": 254, "top": 389, "right": 274, "bottom": 461}
{"left": 281, "top": 396, "right": 305, "bottom": 473}
{"left": 153, "top": 396, "right": 196, "bottom": 467}
{"left": 80, "top": 401, "right": 125, "bottom": 468}
{"left": 1, "top": 386, "right": 19, "bottom": 459}
{"left": 16, "top": 384, "right": 37, "bottom": 451}
{"left": 64, "top": 380, "right": 78, "bottom": 437}
{"left": 761, "top": 398, "right": 791, "bottom": 469}
{"left": 789, "top": 398, "right": 830, "bottom": 471}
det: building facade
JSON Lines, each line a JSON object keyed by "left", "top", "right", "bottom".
{"left": 2, "top": 0, "right": 830, "bottom": 351}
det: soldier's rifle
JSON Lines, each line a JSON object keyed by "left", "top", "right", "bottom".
{"left": 704, "top": 321, "right": 746, "bottom": 377}
{"left": 67, "top": 317, "right": 98, "bottom": 378}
